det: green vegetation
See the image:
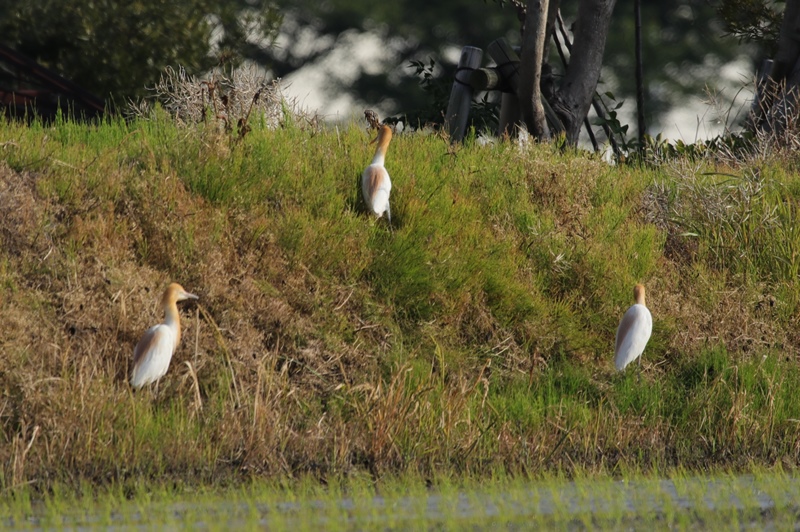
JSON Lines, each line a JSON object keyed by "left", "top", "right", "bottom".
{"left": 0, "top": 0, "right": 281, "bottom": 101}
{"left": 3, "top": 471, "right": 800, "bottom": 528}
{"left": 2, "top": 109, "right": 800, "bottom": 508}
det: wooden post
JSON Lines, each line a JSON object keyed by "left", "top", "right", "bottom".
{"left": 445, "top": 46, "right": 483, "bottom": 142}
{"left": 498, "top": 92, "right": 522, "bottom": 138}
{"left": 469, "top": 67, "right": 510, "bottom": 92}
{"left": 487, "top": 39, "right": 521, "bottom": 94}
{"left": 488, "top": 39, "right": 525, "bottom": 138}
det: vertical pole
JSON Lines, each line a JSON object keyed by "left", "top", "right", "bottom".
{"left": 489, "top": 39, "right": 529, "bottom": 138}
{"left": 445, "top": 46, "right": 483, "bottom": 142}
{"left": 498, "top": 93, "right": 522, "bottom": 138}
{"left": 634, "top": 0, "right": 646, "bottom": 149}
{"left": 487, "top": 39, "right": 521, "bottom": 93}
{"left": 749, "top": 59, "right": 773, "bottom": 132}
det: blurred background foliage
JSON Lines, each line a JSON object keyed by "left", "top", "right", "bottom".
{"left": 0, "top": 0, "right": 786, "bottom": 130}
{"left": 0, "top": 0, "right": 281, "bottom": 102}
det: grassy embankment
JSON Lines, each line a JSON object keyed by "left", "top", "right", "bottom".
{"left": 2, "top": 109, "right": 800, "bottom": 499}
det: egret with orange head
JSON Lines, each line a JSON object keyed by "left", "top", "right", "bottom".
{"left": 131, "top": 283, "right": 198, "bottom": 389}
{"left": 362, "top": 124, "right": 393, "bottom": 222}
{"left": 614, "top": 283, "right": 653, "bottom": 372}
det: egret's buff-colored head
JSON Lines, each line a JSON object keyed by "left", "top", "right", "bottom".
{"left": 633, "top": 284, "right": 646, "bottom": 305}
{"left": 161, "top": 283, "right": 199, "bottom": 307}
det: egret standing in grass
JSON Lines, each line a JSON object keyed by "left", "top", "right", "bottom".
{"left": 362, "top": 124, "right": 393, "bottom": 222}
{"left": 614, "top": 283, "right": 653, "bottom": 372}
{"left": 131, "top": 283, "right": 198, "bottom": 390}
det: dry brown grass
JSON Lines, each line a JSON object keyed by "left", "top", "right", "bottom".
{"left": 0, "top": 149, "right": 452, "bottom": 488}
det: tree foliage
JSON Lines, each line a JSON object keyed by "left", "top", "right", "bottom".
{"left": 264, "top": 0, "right": 521, "bottom": 115}
{"left": 602, "top": 0, "right": 751, "bottom": 128}
{"left": 717, "top": 0, "right": 782, "bottom": 49}
{"left": 267, "top": 0, "right": 753, "bottom": 131}
{"left": 0, "top": 0, "right": 281, "bottom": 103}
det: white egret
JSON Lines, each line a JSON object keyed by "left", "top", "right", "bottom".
{"left": 131, "top": 283, "right": 198, "bottom": 389}
{"left": 614, "top": 283, "right": 653, "bottom": 372}
{"left": 362, "top": 124, "right": 393, "bottom": 222}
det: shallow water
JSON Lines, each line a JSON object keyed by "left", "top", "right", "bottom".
{"left": 7, "top": 474, "right": 800, "bottom": 530}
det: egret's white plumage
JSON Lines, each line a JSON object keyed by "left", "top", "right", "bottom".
{"left": 131, "top": 283, "right": 198, "bottom": 389}
{"left": 614, "top": 284, "right": 653, "bottom": 371}
{"left": 362, "top": 124, "right": 393, "bottom": 221}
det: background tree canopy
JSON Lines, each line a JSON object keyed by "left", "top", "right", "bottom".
{"left": 0, "top": 0, "right": 281, "bottom": 103}
{"left": 0, "top": 0, "right": 776, "bottom": 131}
{"left": 604, "top": 0, "right": 756, "bottom": 128}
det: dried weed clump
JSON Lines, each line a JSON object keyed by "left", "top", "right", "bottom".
{"left": 699, "top": 78, "right": 800, "bottom": 171}
{"left": 129, "top": 65, "right": 319, "bottom": 139}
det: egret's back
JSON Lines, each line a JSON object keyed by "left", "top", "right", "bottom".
{"left": 362, "top": 165, "right": 392, "bottom": 219}
{"left": 131, "top": 324, "right": 177, "bottom": 388}
{"left": 614, "top": 304, "right": 652, "bottom": 371}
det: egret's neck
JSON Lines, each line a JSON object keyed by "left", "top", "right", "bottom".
{"left": 371, "top": 129, "right": 391, "bottom": 166}
{"left": 634, "top": 285, "right": 646, "bottom": 306}
{"left": 163, "top": 302, "right": 182, "bottom": 345}
{"left": 371, "top": 144, "right": 387, "bottom": 166}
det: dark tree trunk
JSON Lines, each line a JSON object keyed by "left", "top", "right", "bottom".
{"left": 518, "top": 0, "right": 551, "bottom": 140}
{"left": 519, "top": 0, "right": 616, "bottom": 146}
{"left": 752, "top": 0, "right": 800, "bottom": 134}
{"left": 556, "top": 0, "right": 617, "bottom": 145}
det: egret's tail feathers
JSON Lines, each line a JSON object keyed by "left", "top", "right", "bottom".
{"left": 372, "top": 190, "right": 391, "bottom": 220}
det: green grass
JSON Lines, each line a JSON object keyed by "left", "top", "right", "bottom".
{"left": 3, "top": 471, "right": 800, "bottom": 529}
{"left": 3, "top": 112, "right": 800, "bottom": 504}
